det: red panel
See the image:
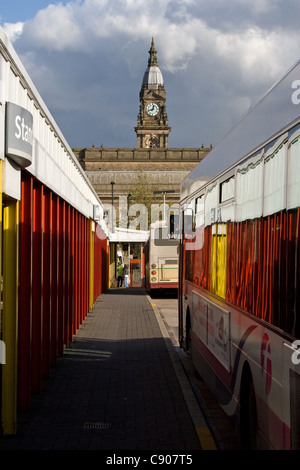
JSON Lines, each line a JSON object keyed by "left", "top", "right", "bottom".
{"left": 94, "top": 228, "right": 99, "bottom": 301}
{"left": 83, "top": 218, "right": 86, "bottom": 318}
{"left": 42, "top": 188, "right": 51, "bottom": 378}
{"left": 57, "top": 200, "right": 65, "bottom": 355}
{"left": 86, "top": 219, "right": 90, "bottom": 313}
{"left": 79, "top": 214, "right": 83, "bottom": 324}
{"left": 96, "top": 226, "right": 107, "bottom": 295}
{"left": 66, "top": 205, "right": 73, "bottom": 341}
{"left": 70, "top": 207, "right": 75, "bottom": 338}
{"left": 64, "top": 204, "right": 70, "bottom": 347}
{"left": 50, "top": 195, "right": 58, "bottom": 366}
{"left": 83, "top": 217, "right": 88, "bottom": 318}
{"left": 31, "top": 181, "right": 42, "bottom": 393}
{"left": 93, "top": 224, "right": 108, "bottom": 299}
{"left": 18, "top": 172, "right": 33, "bottom": 410}
{"left": 73, "top": 211, "right": 78, "bottom": 335}
{"left": 82, "top": 217, "right": 87, "bottom": 320}
{"left": 18, "top": 172, "right": 109, "bottom": 411}
{"left": 81, "top": 215, "right": 85, "bottom": 323}
{"left": 78, "top": 214, "right": 82, "bottom": 327}
{"left": 60, "top": 201, "right": 66, "bottom": 348}
{"left": 223, "top": 210, "right": 300, "bottom": 335}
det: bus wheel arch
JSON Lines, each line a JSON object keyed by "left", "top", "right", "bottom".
{"left": 240, "top": 361, "right": 259, "bottom": 449}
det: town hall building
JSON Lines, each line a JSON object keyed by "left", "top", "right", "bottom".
{"left": 73, "top": 38, "right": 211, "bottom": 224}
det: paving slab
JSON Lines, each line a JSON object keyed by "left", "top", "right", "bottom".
{"left": 0, "top": 288, "right": 208, "bottom": 452}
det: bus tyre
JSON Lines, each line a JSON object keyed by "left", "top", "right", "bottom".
{"left": 188, "top": 327, "right": 192, "bottom": 357}
{"left": 248, "top": 380, "right": 259, "bottom": 449}
{"left": 185, "top": 313, "right": 191, "bottom": 353}
{"left": 241, "top": 371, "right": 259, "bottom": 449}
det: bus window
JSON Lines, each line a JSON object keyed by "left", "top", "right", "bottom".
{"left": 154, "top": 226, "right": 178, "bottom": 246}
{"left": 183, "top": 211, "right": 194, "bottom": 238}
{"left": 169, "top": 214, "right": 180, "bottom": 239}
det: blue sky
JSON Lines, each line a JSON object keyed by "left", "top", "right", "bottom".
{"left": 0, "top": 1, "right": 66, "bottom": 23}
{"left": 1, "top": 0, "right": 300, "bottom": 150}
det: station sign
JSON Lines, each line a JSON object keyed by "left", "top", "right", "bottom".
{"left": 5, "top": 102, "right": 33, "bottom": 167}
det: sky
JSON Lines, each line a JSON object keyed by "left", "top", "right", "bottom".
{"left": 1, "top": 0, "right": 300, "bottom": 150}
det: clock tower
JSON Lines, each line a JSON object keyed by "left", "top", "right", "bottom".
{"left": 135, "top": 38, "right": 171, "bottom": 148}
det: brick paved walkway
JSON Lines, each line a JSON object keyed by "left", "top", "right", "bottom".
{"left": 0, "top": 288, "right": 203, "bottom": 451}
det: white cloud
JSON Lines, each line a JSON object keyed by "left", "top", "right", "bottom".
{"left": 22, "top": 3, "right": 85, "bottom": 52}
{"left": 232, "top": 0, "right": 274, "bottom": 14}
{"left": 2, "top": 21, "right": 23, "bottom": 42}
{"left": 2, "top": 0, "right": 300, "bottom": 148}
{"left": 7, "top": 0, "right": 300, "bottom": 76}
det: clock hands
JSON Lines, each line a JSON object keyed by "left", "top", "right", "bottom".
{"left": 147, "top": 102, "right": 159, "bottom": 116}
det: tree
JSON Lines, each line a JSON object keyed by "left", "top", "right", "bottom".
{"left": 128, "top": 171, "right": 176, "bottom": 229}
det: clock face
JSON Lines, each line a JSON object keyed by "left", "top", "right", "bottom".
{"left": 146, "top": 102, "right": 159, "bottom": 116}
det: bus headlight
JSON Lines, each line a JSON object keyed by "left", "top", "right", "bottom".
{"left": 151, "top": 277, "right": 157, "bottom": 282}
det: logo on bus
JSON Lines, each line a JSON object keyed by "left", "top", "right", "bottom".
{"left": 261, "top": 333, "right": 272, "bottom": 395}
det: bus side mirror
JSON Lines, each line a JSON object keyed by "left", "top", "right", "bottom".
{"left": 183, "top": 213, "right": 194, "bottom": 237}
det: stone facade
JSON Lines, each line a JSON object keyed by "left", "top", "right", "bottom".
{"left": 73, "top": 146, "right": 211, "bottom": 206}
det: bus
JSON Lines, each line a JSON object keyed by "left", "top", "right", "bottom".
{"left": 178, "top": 58, "right": 300, "bottom": 449}
{"left": 145, "top": 219, "right": 179, "bottom": 293}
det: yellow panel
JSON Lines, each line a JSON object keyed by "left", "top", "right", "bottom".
{"left": 109, "top": 243, "right": 116, "bottom": 288}
{"left": 216, "top": 224, "right": 227, "bottom": 299}
{"left": 210, "top": 228, "right": 217, "bottom": 294}
{"left": 106, "top": 240, "right": 110, "bottom": 288}
{"left": 2, "top": 200, "right": 19, "bottom": 435}
{"left": 211, "top": 223, "right": 227, "bottom": 299}
{"left": 0, "top": 162, "right": 2, "bottom": 361}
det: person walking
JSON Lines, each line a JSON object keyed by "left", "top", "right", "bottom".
{"left": 124, "top": 264, "right": 129, "bottom": 288}
{"left": 117, "top": 263, "right": 124, "bottom": 287}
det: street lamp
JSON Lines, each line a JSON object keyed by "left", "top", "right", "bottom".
{"left": 111, "top": 181, "right": 115, "bottom": 232}
{"left": 127, "top": 193, "right": 132, "bottom": 228}
{"left": 153, "top": 190, "right": 175, "bottom": 221}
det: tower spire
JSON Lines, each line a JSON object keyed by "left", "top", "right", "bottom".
{"left": 148, "top": 37, "right": 158, "bottom": 67}
{"left": 135, "top": 38, "right": 170, "bottom": 149}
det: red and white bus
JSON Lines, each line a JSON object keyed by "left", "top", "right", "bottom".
{"left": 178, "top": 58, "right": 300, "bottom": 449}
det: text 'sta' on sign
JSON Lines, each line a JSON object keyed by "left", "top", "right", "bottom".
{"left": 5, "top": 102, "right": 33, "bottom": 167}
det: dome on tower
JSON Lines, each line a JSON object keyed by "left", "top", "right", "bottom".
{"left": 142, "top": 38, "right": 164, "bottom": 88}
{"left": 143, "top": 66, "right": 164, "bottom": 87}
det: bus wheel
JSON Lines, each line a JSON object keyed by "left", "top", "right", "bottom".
{"left": 185, "top": 312, "right": 191, "bottom": 353}
{"left": 241, "top": 368, "right": 259, "bottom": 449}
{"left": 248, "top": 379, "right": 259, "bottom": 449}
